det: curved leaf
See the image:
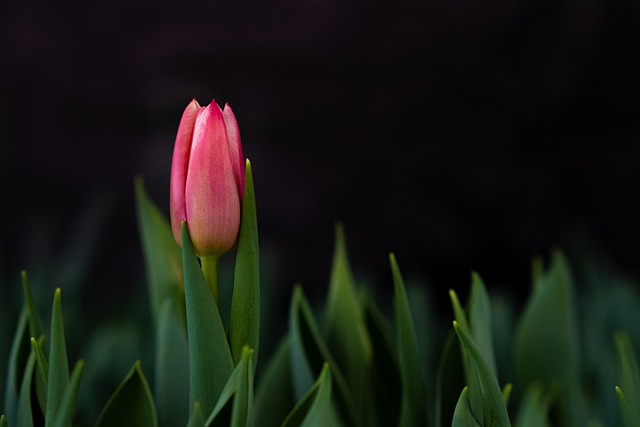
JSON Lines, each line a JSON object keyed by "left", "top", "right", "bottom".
{"left": 5, "top": 309, "right": 28, "bottom": 426}
{"left": 390, "top": 254, "right": 426, "bottom": 427}
{"left": 50, "top": 360, "right": 84, "bottom": 427}
{"left": 254, "top": 338, "right": 294, "bottom": 427}
{"left": 16, "top": 350, "right": 36, "bottom": 427}
{"left": 205, "top": 346, "right": 255, "bottom": 427}
{"left": 21, "top": 271, "right": 44, "bottom": 342}
{"left": 95, "top": 361, "right": 157, "bottom": 427}
{"left": 452, "top": 387, "right": 482, "bottom": 427}
{"left": 281, "top": 363, "right": 340, "bottom": 427}
{"left": 289, "top": 287, "right": 357, "bottom": 426}
{"left": 454, "top": 321, "right": 511, "bottom": 427}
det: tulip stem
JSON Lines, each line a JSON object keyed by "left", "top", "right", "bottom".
{"left": 201, "top": 255, "right": 220, "bottom": 307}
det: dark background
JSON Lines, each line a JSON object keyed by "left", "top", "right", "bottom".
{"left": 2, "top": 0, "right": 640, "bottom": 322}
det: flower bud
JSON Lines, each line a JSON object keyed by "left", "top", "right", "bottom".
{"left": 170, "top": 99, "right": 245, "bottom": 256}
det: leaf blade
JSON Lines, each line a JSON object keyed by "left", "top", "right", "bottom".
{"left": 95, "top": 361, "right": 158, "bottom": 427}
{"left": 229, "top": 160, "right": 260, "bottom": 368}
{"left": 182, "top": 222, "right": 234, "bottom": 416}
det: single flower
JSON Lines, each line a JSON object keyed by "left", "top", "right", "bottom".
{"left": 170, "top": 99, "right": 245, "bottom": 256}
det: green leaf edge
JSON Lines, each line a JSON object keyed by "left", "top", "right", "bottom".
{"left": 229, "top": 159, "right": 261, "bottom": 368}
{"left": 390, "top": 254, "right": 426, "bottom": 427}
{"left": 94, "top": 361, "right": 158, "bottom": 427}
{"left": 46, "top": 289, "right": 70, "bottom": 425}
{"left": 181, "top": 222, "right": 235, "bottom": 417}
{"left": 453, "top": 321, "right": 511, "bottom": 427}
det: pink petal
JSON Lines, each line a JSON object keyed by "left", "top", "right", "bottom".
{"left": 185, "top": 101, "right": 241, "bottom": 256}
{"left": 170, "top": 98, "right": 201, "bottom": 246}
{"left": 223, "top": 103, "right": 245, "bottom": 202}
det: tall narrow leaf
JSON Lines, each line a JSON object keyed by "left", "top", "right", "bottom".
{"left": 323, "top": 224, "right": 372, "bottom": 419}
{"left": 468, "top": 273, "right": 496, "bottom": 375}
{"left": 95, "top": 361, "right": 157, "bottom": 427}
{"left": 30, "top": 337, "right": 48, "bottom": 390}
{"left": 254, "top": 338, "right": 294, "bottom": 427}
{"left": 280, "top": 364, "right": 340, "bottom": 427}
{"left": 155, "top": 299, "right": 189, "bottom": 427}
{"left": 390, "top": 254, "right": 426, "bottom": 427}
{"left": 362, "top": 292, "right": 401, "bottom": 427}
{"left": 46, "top": 289, "right": 69, "bottom": 425}
{"left": 50, "top": 360, "right": 84, "bottom": 427}
{"left": 450, "top": 289, "right": 482, "bottom": 421}
{"left": 16, "top": 351, "right": 36, "bottom": 427}
{"left": 5, "top": 309, "right": 28, "bottom": 426}
{"left": 205, "top": 346, "right": 254, "bottom": 427}
{"left": 514, "top": 251, "right": 583, "bottom": 426}
{"left": 289, "top": 287, "right": 358, "bottom": 426}
{"left": 135, "top": 177, "right": 184, "bottom": 324}
{"left": 182, "top": 223, "right": 234, "bottom": 416}
{"left": 454, "top": 321, "right": 511, "bottom": 427}
{"left": 229, "top": 160, "right": 260, "bottom": 367}
{"left": 21, "top": 271, "right": 44, "bottom": 340}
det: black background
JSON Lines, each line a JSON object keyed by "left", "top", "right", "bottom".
{"left": 2, "top": 0, "right": 640, "bottom": 320}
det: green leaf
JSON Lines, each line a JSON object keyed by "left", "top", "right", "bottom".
{"left": 450, "top": 273, "right": 498, "bottom": 423}
{"left": 21, "top": 271, "right": 44, "bottom": 341}
{"left": 30, "top": 336, "right": 48, "bottom": 412}
{"left": 361, "top": 292, "right": 401, "bottom": 427}
{"left": 450, "top": 289, "right": 482, "bottom": 421}
{"left": 181, "top": 223, "right": 234, "bottom": 416}
{"left": 187, "top": 402, "right": 205, "bottom": 427}
{"left": 154, "top": 299, "right": 189, "bottom": 427}
{"left": 30, "top": 337, "right": 48, "bottom": 390}
{"left": 390, "top": 254, "right": 426, "bottom": 427}
{"left": 46, "top": 288, "right": 70, "bottom": 426}
{"left": 514, "top": 251, "right": 583, "bottom": 425}
{"left": 452, "top": 387, "right": 482, "bottom": 427}
{"left": 95, "top": 361, "right": 158, "bottom": 427}
{"left": 614, "top": 332, "right": 640, "bottom": 427}
{"left": 468, "top": 273, "right": 497, "bottom": 375}
{"left": 229, "top": 160, "right": 261, "bottom": 368}
{"left": 1, "top": 414, "right": 7, "bottom": 427}
{"left": 50, "top": 360, "right": 84, "bottom": 427}
{"left": 453, "top": 321, "right": 510, "bottom": 427}
{"left": 254, "top": 338, "right": 294, "bottom": 427}
{"left": 5, "top": 309, "right": 28, "bottom": 426}
{"left": 289, "top": 287, "right": 357, "bottom": 426}
{"left": 514, "top": 384, "right": 551, "bottom": 427}
{"left": 135, "top": 177, "right": 184, "bottom": 325}
{"left": 205, "top": 346, "right": 254, "bottom": 427}
{"left": 280, "top": 363, "right": 340, "bottom": 427}
{"left": 435, "top": 331, "right": 459, "bottom": 427}
{"left": 16, "top": 350, "right": 36, "bottom": 427}
{"left": 323, "top": 224, "right": 372, "bottom": 419}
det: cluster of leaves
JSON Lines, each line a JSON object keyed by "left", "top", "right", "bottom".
{"left": 3, "top": 166, "right": 640, "bottom": 426}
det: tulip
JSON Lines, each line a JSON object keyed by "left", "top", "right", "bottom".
{"left": 170, "top": 99, "right": 245, "bottom": 257}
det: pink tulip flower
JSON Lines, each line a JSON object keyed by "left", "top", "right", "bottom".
{"left": 170, "top": 99, "right": 245, "bottom": 256}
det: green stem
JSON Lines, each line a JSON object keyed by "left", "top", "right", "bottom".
{"left": 200, "top": 255, "right": 220, "bottom": 307}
